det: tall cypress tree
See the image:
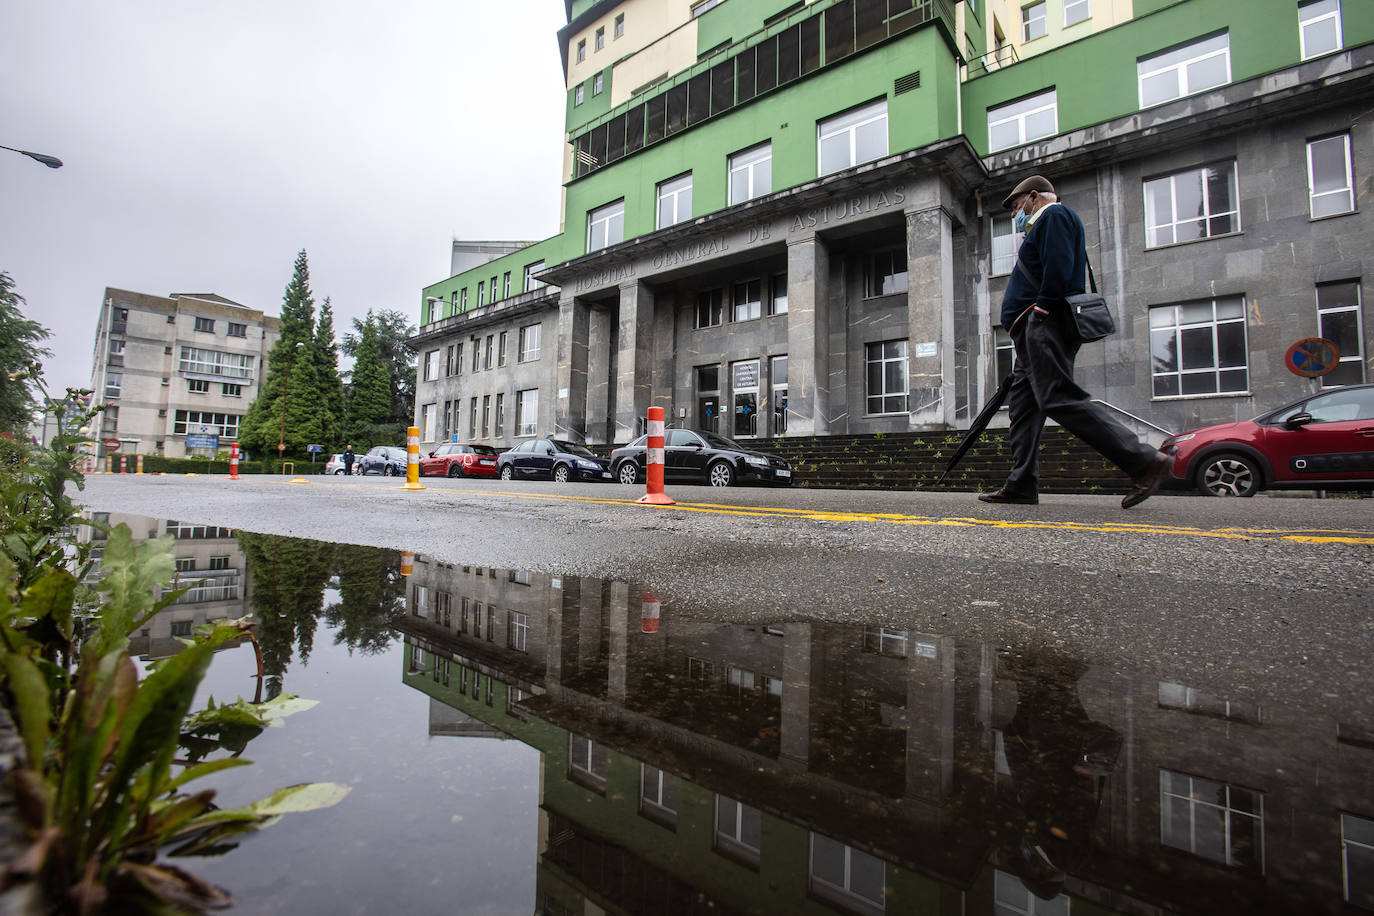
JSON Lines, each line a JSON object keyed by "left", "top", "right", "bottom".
{"left": 313, "top": 296, "right": 345, "bottom": 448}
{"left": 344, "top": 313, "right": 392, "bottom": 446}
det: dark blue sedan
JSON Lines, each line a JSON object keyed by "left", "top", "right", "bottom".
{"left": 497, "top": 438, "right": 613, "bottom": 483}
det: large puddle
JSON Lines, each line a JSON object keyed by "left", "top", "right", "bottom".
{"left": 81, "top": 513, "right": 1374, "bottom": 915}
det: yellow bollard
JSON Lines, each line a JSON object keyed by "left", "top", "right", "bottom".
{"left": 136, "top": 453, "right": 144, "bottom": 474}
{"left": 403, "top": 426, "right": 426, "bottom": 490}
{"left": 400, "top": 551, "right": 414, "bottom": 576}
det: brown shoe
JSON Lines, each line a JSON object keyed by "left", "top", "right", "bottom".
{"left": 1122, "top": 452, "right": 1173, "bottom": 509}
{"left": 978, "top": 487, "right": 1038, "bottom": 505}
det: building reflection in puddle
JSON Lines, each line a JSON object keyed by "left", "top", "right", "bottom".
{"left": 396, "top": 553, "right": 1374, "bottom": 916}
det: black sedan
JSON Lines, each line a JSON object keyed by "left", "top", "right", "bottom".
{"left": 609, "top": 428, "right": 792, "bottom": 487}
{"left": 497, "top": 438, "right": 613, "bottom": 483}
{"left": 358, "top": 445, "right": 408, "bottom": 476}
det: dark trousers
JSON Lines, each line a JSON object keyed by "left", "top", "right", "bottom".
{"left": 1004, "top": 305, "right": 1156, "bottom": 495}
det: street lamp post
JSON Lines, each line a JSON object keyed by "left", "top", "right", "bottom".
{"left": 278, "top": 341, "right": 305, "bottom": 465}
{"left": 0, "top": 144, "right": 63, "bottom": 169}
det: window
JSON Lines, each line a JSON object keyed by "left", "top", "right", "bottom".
{"left": 1022, "top": 1, "right": 1046, "bottom": 41}
{"left": 194, "top": 316, "right": 215, "bottom": 333}
{"left": 640, "top": 764, "right": 678, "bottom": 827}
{"left": 472, "top": 338, "right": 481, "bottom": 371}
{"left": 732, "top": 280, "right": 762, "bottom": 322}
{"left": 691, "top": 0, "right": 722, "bottom": 16}
{"left": 595, "top": 26, "right": 604, "bottom": 50}
{"left": 1307, "top": 133, "right": 1354, "bottom": 218}
{"left": 495, "top": 393, "right": 505, "bottom": 437}
{"left": 1064, "top": 0, "right": 1089, "bottom": 25}
{"left": 421, "top": 403, "right": 437, "bottom": 441}
{"left": 576, "top": 38, "right": 585, "bottom": 61}
{"left": 987, "top": 89, "right": 1057, "bottom": 152}
{"left": 179, "top": 347, "right": 255, "bottom": 379}
{"left": 461, "top": 288, "right": 468, "bottom": 310}
{"left": 524, "top": 261, "right": 545, "bottom": 291}
{"left": 502, "top": 272, "right": 511, "bottom": 298}
{"left": 866, "top": 340, "right": 909, "bottom": 414}
{"left": 175, "top": 557, "right": 195, "bottom": 572}
{"left": 732, "top": 360, "right": 760, "bottom": 437}
{"left": 105, "top": 373, "right": 122, "bottom": 398}
{"left": 1159, "top": 770, "right": 1264, "bottom": 870}
{"left": 1299, "top": 0, "right": 1342, "bottom": 60}
{"left": 614, "top": 13, "right": 624, "bottom": 38}
{"left": 100, "top": 406, "right": 118, "bottom": 434}
{"left": 498, "top": 331, "right": 508, "bottom": 367}
{"left": 504, "top": 611, "right": 529, "bottom": 651}
{"left": 656, "top": 173, "right": 693, "bottom": 229}
{"left": 445, "top": 345, "right": 455, "bottom": 376}
{"left": 771, "top": 355, "right": 788, "bottom": 435}
{"left": 993, "top": 868, "right": 1070, "bottom": 915}
{"left": 728, "top": 143, "right": 772, "bottom": 204}
{"left": 108, "top": 338, "right": 125, "bottom": 356}
{"left": 481, "top": 395, "right": 490, "bottom": 437}
{"left": 863, "top": 626, "right": 910, "bottom": 657}
{"left": 221, "top": 383, "right": 242, "bottom": 397}
{"left": 484, "top": 335, "right": 494, "bottom": 370}
{"left": 1138, "top": 32, "right": 1230, "bottom": 108}
{"left": 455, "top": 342, "right": 464, "bottom": 374}
{"left": 593, "top": 72, "right": 604, "bottom": 96}
{"left": 570, "top": 734, "right": 607, "bottom": 789}
{"left": 818, "top": 99, "right": 887, "bottom": 176}
{"left": 714, "top": 795, "right": 761, "bottom": 865}
{"left": 574, "top": 83, "right": 584, "bottom": 106}
{"left": 227, "top": 321, "right": 247, "bottom": 338}
{"left": 1158, "top": 681, "right": 1262, "bottom": 724}
{"left": 1149, "top": 296, "right": 1249, "bottom": 397}
{"left": 442, "top": 401, "right": 451, "bottom": 439}
{"left": 423, "top": 350, "right": 438, "bottom": 381}
{"left": 208, "top": 555, "right": 230, "bottom": 570}
{"left": 810, "top": 833, "right": 885, "bottom": 916}
{"left": 1343, "top": 813, "right": 1374, "bottom": 909}
{"left": 173, "top": 410, "right": 241, "bottom": 438}
{"left": 995, "top": 328, "right": 1015, "bottom": 381}
{"left": 587, "top": 200, "right": 624, "bottom": 251}
{"left": 519, "top": 323, "right": 542, "bottom": 361}
{"left": 991, "top": 215, "right": 1025, "bottom": 276}
{"left": 1317, "top": 280, "right": 1365, "bottom": 386}
{"left": 1143, "top": 162, "right": 1239, "bottom": 248}
{"left": 170, "top": 621, "right": 193, "bottom": 637}
{"left": 469, "top": 398, "right": 478, "bottom": 437}
{"left": 188, "top": 379, "right": 210, "bottom": 394}
{"left": 697, "top": 367, "right": 721, "bottom": 433}
{"left": 696, "top": 288, "right": 724, "bottom": 329}
{"left": 451, "top": 290, "right": 458, "bottom": 312}
{"left": 866, "top": 247, "right": 909, "bottom": 297}
{"left": 769, "top": 273, "right": 787, "bottom": 315}
{"left": 516, "top": 389, "right": 539, "bottom": 436}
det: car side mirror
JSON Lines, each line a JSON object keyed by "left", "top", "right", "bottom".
{"left": 1285, "top": 412, "right": 1313, "bottom": 430}
{"left": 547, "top": 448, "right": 556, "bottom": 456}
{"left": 427, "top": 451, "right": 435, "bottom": 458}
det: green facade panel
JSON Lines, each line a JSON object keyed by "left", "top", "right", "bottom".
{"left": 420, "top": 235, "right": 563, "bottom": 321}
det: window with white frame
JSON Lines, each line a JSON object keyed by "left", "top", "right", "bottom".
{"left": 696, "top": 288, "right": 724, "bottom": 329}
{"left": 423, "top": 350, "right": 438, "bottom": 381}
{"left": 987, "top": 89, "right": 1057, "bottom": 152}
{"left": 179, "top": 347, "right": 255, "bottom": 379}
{"left": 173, "top": 410, "right": 241, "bottom": 438}
{"left": 993, "top": 868, "right": 1071, "bottom": 915}
{"left": 640, "top": 764, "right": 678, "bottom": 826}
{"left": 1317, "top": 280, "right": 1365, "bottom": 387}
{"left": 991, "top": 215, "right": 1024, "bottom": 276}
{"left": 1143, "top": 162, "right": 1239, "bottom": 248}
{"left": 863, "top": 626, "right": 909, "bottom": 658}
{"left": 1158, "top": 681, "right": 1262, "bottom": 724}
{"left": 866, "top": 247, "right": 909, "bottom": 297}
{"left": 1343, "top": 813, "right": 1374, "bottom": 909}
{"left": 1160, "top": 770, "right": 1264, "bottom": 871}
{"left": 593, "top": 72, "right": 604, "bottom": 96}
{"left": 732, "top": 279, "right": 762, "bottom": 321}
{"left": 587, "top": 199, "right": 624, "bottom": 251}
{"left": 1149, "top": 296, "right": 1249, "bottom": 397}
{"left": 691, "top": 0, "right": 722, "bottom": 17}
{"left": 595, "top": 26, "right": 604, "bottom": 50}
{"left": 818, "top": 99, "right": 888, "bottom": 176}
{"left": 574, "top": 83, "right": 584, "bottom": 106}
{"left": 1299, "top": 0, "right": 1342, "bottom": 60}
{"left": 810, "top": 832, "right": 885, "bottom": 916}
{"left": 769, "top": 273, "right": 788, "bottom": 315}
{"left": 866, "top": 340, "right": 909, "bottom": 414}
{"left": 503, "top": 272, "right": 511, "bottom": 298}
{"left": 1137, "top": 32, "right": 1230, "bottom": 108}
{"left": 728, "top": 143, "right": 772, "bottom": 204}
{"left": 1307, "top": 133, "right": 1355, "bottom": 218}
{"left": 421, "top": 403, "right": 437, "bottom": 442}
{"left": 714, "top": 795, "right": 761, "bottom": 864}
{"left": 569, "top": 734, "right": 607, "bottom": 789}
{"left": 1022, "top": 2, "right": 1046, "bottom": 41}
{"left": 614, "top": 12, "right": 624, "bottom": 38}
{"left": 516, "top": 388, "right": 538, "bottom": 436}
{"left": 507, "top": 611, "right": 529, "bottom": 651}
{"left": 656, "top": 173, "right": 692, "bottom": 229}
{"left": 524, "top": 260, "right": 545, "bottom": 291}
{"left": 576, "top": 38, "right": 585, "bottom": 62}
{"left": 1064, "top": 0, "right": 1090, "bottom": 26}
{"left": 995, "top": 328, "right": 1015, "bottom": 382}
{"left": 495, "top": 392, "right": 504, "bottom": 436}
{"left": 519, "top": 323, "right": 542, "bottom": 361}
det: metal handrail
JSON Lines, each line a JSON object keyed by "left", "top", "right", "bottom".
{"left": 1090, "top": 399, "right": 1174, "bottom": 436}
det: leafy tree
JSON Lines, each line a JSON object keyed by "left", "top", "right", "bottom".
{"left": 324, "top": 545, "right": 405, "bottom": 655}
{"left": 343, "top": 314, "right": 393, "bottom": 446}
{"left": 313, "top": 296, "right": 345, "bottom": 448}
{"left": 236, "top": 532, "right": 333, "bottom": 698}
{"left": 0, "top": 271, "right": 52, "bottom": 433}
{"left": 343, "top": 309, "right": 416, "bottom": 427}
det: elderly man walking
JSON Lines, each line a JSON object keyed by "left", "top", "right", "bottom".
{"left": 981, "top": 174, "right": 1172, "bottom": 509}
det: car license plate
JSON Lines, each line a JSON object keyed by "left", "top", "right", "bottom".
{"left": 601, "top": 471, "right": 612, "bottom": 478}
{"left": 775, "top": 469, "right": 792, "bottom": 478}
{"left": 479, "top": 459, "right": 494, "bottom": 465}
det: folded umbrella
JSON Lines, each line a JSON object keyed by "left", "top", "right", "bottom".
{"left": 934, "top": 371, "right": 1014, "bottom": 485}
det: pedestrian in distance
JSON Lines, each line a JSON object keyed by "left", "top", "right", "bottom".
{"left": 981, "top": 174, "right": 1172, "bottom": 509}
{"left": 342, "top": 444, "right": 355, "bottom": 476}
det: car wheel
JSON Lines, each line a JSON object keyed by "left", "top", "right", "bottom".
{"left": 617, "top": 462, "right": 639, "bottom": 485}
{"left": 500, "top": 466, "right": 513, "bottom": 481}
{"left": 447, "top": 463, "right": 462, "bottom": 478}
{"left": 1196, "top": 453, "right": 1260, "bottom": 497}
{"left": 553, "top": 464, "right": 571, "bottom": 483}
{"left": 708, "top": 460, "right": 735, "bottom": 487}
{"left": 334, "top": 469, "right": 344, "bottom": 475}
{"left": 383, "top": 464, "right": 395, "bottom": 477}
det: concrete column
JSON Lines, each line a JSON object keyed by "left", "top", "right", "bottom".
{"left": 614, "top": 281, "right": 655, "bottom": 442}
{"left": 785, "top": 234, "right": 830, "bottom": 436}
{"left": 607, "top": 581, "right": 630, "bottom": 703}
{"left": 555, "top": 291, "right": 591, "bottom": 440}
{"left": 905, "top": 202, "right": 957, "bottom": 428}
{"left": 779, "top": 622, "right": 813, "bottom": 766}
{"left": 904, "top": 635, "right": 956, "bottom": 801}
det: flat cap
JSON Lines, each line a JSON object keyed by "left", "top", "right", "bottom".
{"left": 1000, "top": 174, "right": 1055, "bottom": 210}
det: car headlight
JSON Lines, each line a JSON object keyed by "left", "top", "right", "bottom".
{"left": 576, "top": 459, "right": 599, "bottom": 470}
{"left": 1163, "top": 433, "right": 1195, "bottom": 447}
{"left": 744, "top": 455, "right": 770, "bottom": 468}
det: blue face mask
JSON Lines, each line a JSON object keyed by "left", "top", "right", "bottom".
{"left": 1013, "top": 209, "right": 1030, "bottom": 233}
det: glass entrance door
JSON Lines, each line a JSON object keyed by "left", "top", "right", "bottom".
{"left": 732, "top": 359, "right": 760, "bottom": 438}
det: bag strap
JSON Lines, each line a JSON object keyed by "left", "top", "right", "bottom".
{"left": 1087, "top": 257, "right": 1098, "bottom": 294}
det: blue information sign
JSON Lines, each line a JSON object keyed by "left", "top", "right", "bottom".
{"left": 307, "top": 444, "right": 324, "bottom": 454}
{"left": 186, "top": 433, "right": 219, "bottom": 450}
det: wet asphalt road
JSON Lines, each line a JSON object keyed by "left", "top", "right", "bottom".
{"left": 76, "top": 472, "right": 1373, "bottom": 720}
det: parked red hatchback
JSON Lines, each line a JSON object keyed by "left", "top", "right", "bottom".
{"left": 418, "top": 443, "right": 500, "bottom": 478}
{"left": 1161, "top": 383, "right": 1374, "bottom": 496}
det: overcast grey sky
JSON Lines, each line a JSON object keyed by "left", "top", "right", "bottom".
{"left": 1, "top": 1, "right": 569, "bottom": 393}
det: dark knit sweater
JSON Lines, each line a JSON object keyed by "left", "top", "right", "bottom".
{"left": 999, "top": 202, "right": 1088, "bottom": 329}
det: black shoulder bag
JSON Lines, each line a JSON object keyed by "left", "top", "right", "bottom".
{"left": 1015, "top": 250, "right": 1116, "bottom": 344}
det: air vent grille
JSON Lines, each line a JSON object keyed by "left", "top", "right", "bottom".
{"left": 894, "top": 71, "right": 921, "bottom": 94}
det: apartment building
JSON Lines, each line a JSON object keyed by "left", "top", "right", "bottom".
{"left": 89, "top": 288, "right": 280, "bottom": 459}
{"left": 413, "top": 0, "right": 1372, "bottom": 452}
